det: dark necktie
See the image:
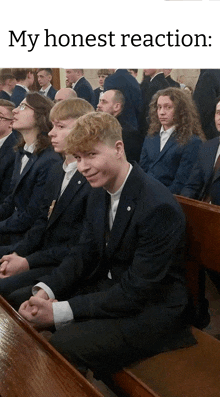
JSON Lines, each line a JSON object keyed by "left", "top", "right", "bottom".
{"left": 202, "top": 154, "right": 220, "bottom": 203}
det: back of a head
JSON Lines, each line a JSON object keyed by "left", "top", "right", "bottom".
{"left": 50, "top": 98, "right": 94, "bottom": 122}
{"left": 13, "top": 68, "right": 33, "bottom": 82}
{"left": 66, "top": 111, "right": 122, "bottom": 154}
{"left": 54, "top": 88, "right": 77, "bottom": 102}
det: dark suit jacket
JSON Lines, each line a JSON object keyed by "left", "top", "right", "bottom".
{"left": 93, "top": 87, "right": 103, "bottom": 109}
{"left": 39, "top": 86, "right": 57, "bottom": 101}
{"left": 166, "top": 75, "right": 180, "bottom": 88}
{"left": 193, "top": 69, "right": 220, "bottom": 140}
{"left": 0, "top": 91, "right": 11, "bottom": 100}
{"left": 10, "top": 85, "right": 27, "bottom": 107}
{"left": 0, "top": 131, "right": 18, "bottom": 204}
{"left": 0, "top": 145, "right": 61, "bottom": 243}
{"left": 104, "top": 69, "right": 142, "bottom": 130}
{"left": 181, "top": 137, "right": 220, "bottom": 205}
{"left": 10, "top": 163, "right": 91, "bottom": 268}
{"left": 74, "top": 77, "right": 95, "bottom": 107}
{"left": 118, "top": 117, "right": 144, "bottom": 163}
{"left": 139, "top": 132, "right": 202, "bottom": 194}
{"left": 39, "top": 163, "right": 193, "bottom": 354}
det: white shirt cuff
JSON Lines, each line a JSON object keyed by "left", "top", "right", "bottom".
{"left": 32, "top": 282, "right": 55, "bottom": 300}
{"left": 52, "top": 301, "right": 74, "bottom": 330}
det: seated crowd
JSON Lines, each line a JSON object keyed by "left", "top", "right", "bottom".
{"left": 0, "top": 67, "right": 220, "bottom": 381}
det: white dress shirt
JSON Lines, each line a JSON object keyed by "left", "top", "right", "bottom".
{"left": 39, "top": 84, "right": 52, "bottom": 96}
{"left": 20, "top": 142, "right": 36, "bottom": 174}
{"left": 159, "top": 125, "right": 175, "bottom": 151}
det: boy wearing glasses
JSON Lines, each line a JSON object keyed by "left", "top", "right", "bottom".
{"left": 0, "top": 99, "right": 18, "bottom": 204}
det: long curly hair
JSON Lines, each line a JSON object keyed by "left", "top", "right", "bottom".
{"left": 148, "top": 87, "right": 206, "bottom": 145}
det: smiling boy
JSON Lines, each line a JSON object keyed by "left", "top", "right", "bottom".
{"left": 16, "top": 111, "right": 194, "bottom": 379}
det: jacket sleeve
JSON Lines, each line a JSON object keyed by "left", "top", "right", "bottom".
{"left": 0, "top": 156, "right": 59, "bottom": 234}
{"left": 168, "top": 137, "right": 203, "bottom": 194}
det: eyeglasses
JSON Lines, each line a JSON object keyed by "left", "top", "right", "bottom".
{"left": 17, "top": 103, "right": 35, "bottom": 111}
{"left": 0, "top": 116, "right": 13, "bottom": 122}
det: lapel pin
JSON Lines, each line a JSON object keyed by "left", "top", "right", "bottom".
{"left": 77, "top": 180, "right": 82, "bottom": 184}
{"left": 127, "top": 206, "right": 131, "bottom": 211}
{"left": 48, "top": 200, "right": 56, "bottom": 219}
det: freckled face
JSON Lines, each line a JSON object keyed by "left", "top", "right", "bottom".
{"left": 74, "top": 141, "right": 122, "bottom": 193}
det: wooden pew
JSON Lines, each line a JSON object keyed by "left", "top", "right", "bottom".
{"left": 107, "top": 196, "right": 220, "bottom": 397}
{"left": 0, "top": 295, "right": 104, "bottom": 397}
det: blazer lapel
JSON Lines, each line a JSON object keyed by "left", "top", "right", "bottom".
{"left": 13, "top": 153, "right": 38, "bottom": 190}
{"left": 106, "top": 194, "right": 136, "bottom": 257}
{"left": 47, "top": 171, "right": 86, "bottom": 227}
{"left": 152, "top": 133, "right": 176, "bottom": 166}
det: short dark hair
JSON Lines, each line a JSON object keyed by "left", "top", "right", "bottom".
{"left": 37, "top": 68, "right": 53, "bottom": 75}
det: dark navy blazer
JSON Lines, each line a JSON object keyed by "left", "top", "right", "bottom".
{"left": 11, "top": 162, "right": 91, "bottom": 268}
{"left": 139, "top": 132, "right": 202, "bottom": 194}
{"left": 0, "top": 145, "right": 61, "bottom": 243}
{"left": 10, "top": 85, "right": 27, "bottom": 107}
{"left": 193, "top": 69, "right": 220, "bottom": 140}
{"left": 0, "top": 131, "right": 18, "bottom": 204}
{"left": 74, "top": 77, "right": 95, "bottom": 108}
{"left": 104, "top": 69, "right": 142, "bottom": 130}
{"left": 181, "top": 137, "right": 220, "bottom": 205}
{"left": 0, "top": 91, "right": 11, "bottom": 100}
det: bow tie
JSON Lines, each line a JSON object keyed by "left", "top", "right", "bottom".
{"left": 19, "top": 147, "right": 33, "bottom": 158}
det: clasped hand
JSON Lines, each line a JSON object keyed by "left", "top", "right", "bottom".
{"left": 19, "top": 289, "right": 57, "bottom": 330}
{"left": 0, "top": 253, "right": 29, "bottom": 278}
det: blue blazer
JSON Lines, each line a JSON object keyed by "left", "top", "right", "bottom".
{"left": 10, "top": 85, "right": 27, "bottom": 107}
{"left": 39, "top": 163, "right": 193, "bottom": 355}
{"left": 104, "top": 69, "right": 142, "bottom": 130}
{"left": 0, "top": 131, "right": 18, "bottom": 204}
{"left": 139, "top": 132, "right": 202, "bottom": 194}
{"left": 74, "top": 77, "right": 95, "bottom": 108}
{"left": 0, "top": 145, "right": 61, "bottom": 243}
{"left": 181, "top": 137, "right": 220, "bottom": 205}
{"left": 0, "top": 91, "right": 11, "bottom": 100}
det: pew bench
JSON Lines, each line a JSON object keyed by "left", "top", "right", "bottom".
{"left": 107, "top": 196, "right": 220, "bottom": 397}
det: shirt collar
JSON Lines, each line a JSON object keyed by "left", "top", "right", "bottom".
{"left": 63, "top": 160, "right": 77, "bottom": 173}
{"left": 107, "top": 163, "right": 133, "bottom": 199}
{"left": 24, "top": 141, "right": 36, "bottom": 153}
{"left": 40, "top": 84, "right": 51, "bottom": 95}
{"left": 72, "top": 76, "right": 83, "bottom": 89}
{"left": 16, "top": 84, "right": 29, "bottom": 92}
{"left": 159, "top": 125, "right": 175, "bottom": 136}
